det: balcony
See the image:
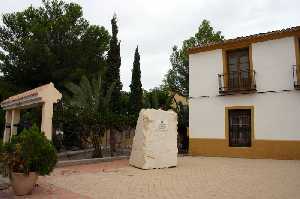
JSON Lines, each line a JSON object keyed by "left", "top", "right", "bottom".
{"left": 218, "top": 70, "right": 256, "bottom": 95}
{"left": 293, "top": 65, "right": 300, "bottom": 90}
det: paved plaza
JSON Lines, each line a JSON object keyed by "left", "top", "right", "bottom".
{"left": 1, "top": 156, "right": 300, "bottom": 199}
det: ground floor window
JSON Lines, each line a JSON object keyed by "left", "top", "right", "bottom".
{"left": 228, "top": 109, "right": 251, "bottom": 147}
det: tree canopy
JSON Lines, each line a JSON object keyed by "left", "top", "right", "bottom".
{"left": 129, "top": 46, "right": 143, "bottom": 115}
{"left": 0, "top": 0, "right": 110, "bottom": 93}
{"left": 164, "top": 19, "right": 224, "bottom": 97}
{"left": 105, "top": 14, "right": 122, "bottom": 113}
{"left": 143, "top": 87, "right": 173, "bottom": 111}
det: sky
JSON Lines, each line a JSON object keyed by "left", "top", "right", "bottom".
{"left": 1, "top": 0, "right": 300, "bottom": 91}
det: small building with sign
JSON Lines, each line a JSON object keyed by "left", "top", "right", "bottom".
{"left": 1, "top": 83, "right": 62, "bottom": 141}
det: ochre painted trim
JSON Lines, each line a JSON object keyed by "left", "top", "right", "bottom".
{"left": 189, "top": 30, "right": 300, "bottom": 54}
{"left": 225, "top": 106, "right": 255, "bottom": 147}
{"left": 222, "top": 45, "right": 253, "bottom": 89}
{"left": 294, "top": 36, "right": 300, "bottom": 82}
{"left": 189, "top": 138, "right": 300, "bottom": 160}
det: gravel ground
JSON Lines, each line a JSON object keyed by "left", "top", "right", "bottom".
{"left": 1, "top": 157, "right": 300, "bottom": 199}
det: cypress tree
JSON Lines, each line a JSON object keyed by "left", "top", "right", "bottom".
{"left": 106, "top": 14, "right": 122, "bottom": 113}
{"left": 129, "top": 46, "right": 143, "bottom": 114}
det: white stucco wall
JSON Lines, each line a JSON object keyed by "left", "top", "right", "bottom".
{"left": 253, "top": 37, "right": 296, "bottom": 91}
{"left": 189, "top": 36, "right": 300, "bottom": 140}
{"left": 190, "top": 91, "right": 300, "bottom": 140}
{"left": 189, "top": 49, "right": 223, "bottom": 97}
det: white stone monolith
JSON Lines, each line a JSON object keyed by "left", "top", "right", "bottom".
{"left": 129, "top": 109, "right": 178, "bottom": 169}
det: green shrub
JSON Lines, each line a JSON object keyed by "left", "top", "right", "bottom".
{"left": 0, "top": 125, "right": 57, "bottom": 176}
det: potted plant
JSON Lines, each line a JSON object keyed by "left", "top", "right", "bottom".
{"left": 0, "top": 124, "right": 57, "bottom": 196}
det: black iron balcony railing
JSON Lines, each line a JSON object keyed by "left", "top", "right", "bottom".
{"left": 218, "top": 70, "right": 256, "bottom": 94}
{"left": 293, "top": 65, "right": 300, "bottom": 89}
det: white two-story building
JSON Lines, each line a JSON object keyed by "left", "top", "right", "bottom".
{"left": 189, "top": 26, "right": 300, "bottom": 159}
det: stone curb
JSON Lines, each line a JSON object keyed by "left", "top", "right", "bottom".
{"left": 0, "top": 177, "right": 9, "bottom": 190}
{"left": 57, "top": 149, "right": 94, "bottom": 158}
{"left": 56, "top": 156, "right": 129, "bottom": 168}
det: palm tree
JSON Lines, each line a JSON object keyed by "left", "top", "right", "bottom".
{"left": 65, "top": 72, "right": 114, "bottom": 158}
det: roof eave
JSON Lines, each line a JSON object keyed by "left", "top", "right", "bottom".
{"left": 188, "top": 27, "right": 300, "bottom": 55}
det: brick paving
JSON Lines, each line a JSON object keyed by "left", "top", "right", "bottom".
{"left": 1, "top": 157, "right": 300, "bottom": 199}
{"left": 0, "top": 159, "right": 128, "bottom": 199}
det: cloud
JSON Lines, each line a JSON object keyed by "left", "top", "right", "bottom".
{"left": 1, "top": 0, "right": 300, "bottom": 91}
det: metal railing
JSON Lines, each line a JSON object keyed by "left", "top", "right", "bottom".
{"left": 293, "top": 65, "right": 300, "bottom": 89}
{"left": 218, "top": 70, "right": 256, "bottom": 94}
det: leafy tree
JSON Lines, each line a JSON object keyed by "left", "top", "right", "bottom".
{"left": 119, "top": 91, "right": 130, "bottom": 114}
{"left": 0, "top": 80, "right": 16, "bottom": 101}
{"left": 0, "top": 0, "right": 110, "bottom": 93}
{"left": 55, "top": 104, "right": 82, "bottom": 150}
{"left": 174, "top": 101, "right": 189, "bottom": 153}
{"left": 143, "top": 87, "right": 173, "bottom": 111}
{"left": 65, "top": 72, "right": 114, "bottom": 158}
{"left": 105, "top": 14, "right": 122, "bottom": 113}
{"left": 164, "top": 19, "right": 224, "bottom": 97}
{"left": 103, "top": 14, "right": 123, "bottom": 156}
{"left": 129, "top": 46, "right": 143, "bottom": 115}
